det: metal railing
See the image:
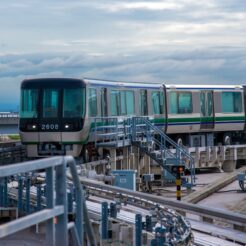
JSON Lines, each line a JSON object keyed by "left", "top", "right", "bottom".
{"left": 0, "top": 156, "right": 86, "bottom": 246}
{"left": 94, "top": 117, "right": 131, "bottom": 147}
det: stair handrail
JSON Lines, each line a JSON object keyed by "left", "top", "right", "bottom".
{"left": 132, "top": 117, "right": 193, "bottom": 162}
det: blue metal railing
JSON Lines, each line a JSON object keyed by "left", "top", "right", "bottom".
{"left": 94, "top": 117, "right": 131, "bottom": 147}
{"left": 0, "top": 156, "right": 90, "bottom": 246}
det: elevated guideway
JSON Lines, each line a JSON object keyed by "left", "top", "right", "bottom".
{"left": 0, "top": 112, "right": 19, "bottom": 125}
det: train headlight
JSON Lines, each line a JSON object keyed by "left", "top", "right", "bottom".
{"left": 64, "top": 124, "right": 73, "bottom": 130}
{"left": 27, "top": 124, "right": 37, "bottom": 131}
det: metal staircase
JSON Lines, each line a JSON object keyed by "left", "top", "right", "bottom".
{"left": 94, "top": 117, "right": 195, "bottom": 187}
{"left": 131, "top": 117, "right": 195, "bottom": 187}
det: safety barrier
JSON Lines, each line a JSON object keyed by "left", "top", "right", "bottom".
{"left": 0, "top": 156, "right": 87, "bottom": 246}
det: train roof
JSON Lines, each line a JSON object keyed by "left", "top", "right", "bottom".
{"left": 21, "top": 78, "right": 85, "bottom": 89}
{"left": 21, "top": 78, "right": 243, "bottom": 91}
{"left": 165, "top": 84, "right": 243, "bottom": 90}
{"left": 85, "top": 78, "right": 242, "bottom": 90}
{"left": 84, "top": 78, "right": 163, "bottom": 89}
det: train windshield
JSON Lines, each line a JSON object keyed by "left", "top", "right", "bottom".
{"left": 43, "top": 89, "right": 59, "bottom": 118}
{"left": 63, "top": 88, "right": 85, "bottom": 118}
{"left": 20, "top": 89, "right": 38, "bottom": 118}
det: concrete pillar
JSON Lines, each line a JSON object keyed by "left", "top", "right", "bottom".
{"left": 110, "top": 149, "right": 117, "bottom": 170}
{"left": 122, "top": 147, "right": 129, "bottom": 170}
{"left": 144, "top": 155, "right": 151, "bottom": 174}
{"left": 132, "top": 146, "right": 140, "bottom": 173}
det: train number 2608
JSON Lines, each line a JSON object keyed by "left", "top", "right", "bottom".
{"left": 41, "top": 124, "right": 59, "bottom": 130}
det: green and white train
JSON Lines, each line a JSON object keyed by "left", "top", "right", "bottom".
{"left": 19, "top": 78, "right": 245, "bottom": 157}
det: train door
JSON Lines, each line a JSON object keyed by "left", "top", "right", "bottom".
{"left": 200, "top": 91, "right": 214, "bottom": 129}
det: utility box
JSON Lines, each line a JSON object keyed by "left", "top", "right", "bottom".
{"left": 142, "top": 174, "right": 154, "bottom": 182}
{"left": 111, "top": 170, "right": 137, "bottom": 191}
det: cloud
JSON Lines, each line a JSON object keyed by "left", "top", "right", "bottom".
{"left": 0, "top": 1, "right": 246, "bottom": 110}
{"left": 98, "top": 1, "right": 184, "bottom": 12}
{"left": 0, "top": 47, "right": 246, "bottom": 110}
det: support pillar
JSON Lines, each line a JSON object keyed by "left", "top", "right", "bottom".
{"left": 25, "top": 176, "right": 31, "bottom": 214}
{"left": 110, "top": 149, "right": 117, "bottom": 170}
{"left": 132, "top": 146, "right": 140, "bottom": 173}
{"left": 135, "top": 214, "right": 142, "bottom": 246}
{"left": 55, "top": 161, "right": 68, "bottom": 246}
{"left": 122, "top": 147, "right": 129, "bottom": 170}
{"left": 45, "top": 167, "right": 55, "bottom": 246}
{"left": 18, "top": 176, "right": 23, "bottom": 214}
{"left": 144, "top": 155, "right": 151, "bottom": 174}
{"left": 101, "top": 201, "right": 108, "bottom": 240}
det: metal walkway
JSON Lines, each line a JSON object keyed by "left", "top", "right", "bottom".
{"left": 94, "top": 116, "right": 195, "bottom": 186}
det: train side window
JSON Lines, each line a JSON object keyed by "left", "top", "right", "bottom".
{"left": 169, "top": 92, "right": 177, "bottom": 114}
{"left": 20, "top": 89, "right": 38, "bottom": 118}
{"left": 43, "top": 89, "right": 59, "bottom": 118}
{"left": 222, "top": 92, "right": 242, "bottom": 113}
{"left": 207, "top": 92, "right": 213, "bottom": 116}
{"left": 151, "top": 91, "right": 164, "bottom": 114}
{"left": 169, "top": 91, "right": 192, "bottom": 114}
{"left": 110, "top": 90, "right": 120, "bottom": 116}
{"left": 88, "top": 88, "right": 97, "bottom": 117}
{"left": 63, "top": 89, "right": 85, "bottom": 118}
{"left": 139, "top": 90, "right": 148, "bottom": 115}
{"left": 178, "top": 92, "right": 192, "bottom": 113}
{"left": 200, "top": 92, "right": 206, "bottom": 116}
{"left": 125, "top": 91, "right": 135, "bottom": 115}
{"left": 110, "top": 90, "right": 135, "bottom": 116}
{"left": 120, "top": 91, "right": 127, "bottom": 115}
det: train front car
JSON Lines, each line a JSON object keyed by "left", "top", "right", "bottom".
{"left": 19, "top": 78, "right": 87, "bottom": 157}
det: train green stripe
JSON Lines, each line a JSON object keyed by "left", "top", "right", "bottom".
{"left": 215, "top": 116, "right": 245, "bottom": 121}
{"left": 22, "top": 116, "right": 245, "bottom": 145}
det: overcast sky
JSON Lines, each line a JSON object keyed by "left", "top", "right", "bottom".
{"left": 1, "top": 0, "right": 246, "bottom": 111}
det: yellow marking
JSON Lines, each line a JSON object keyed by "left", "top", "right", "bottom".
{"left": 176, "top": 191, "right": 181, "bottom": 197}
